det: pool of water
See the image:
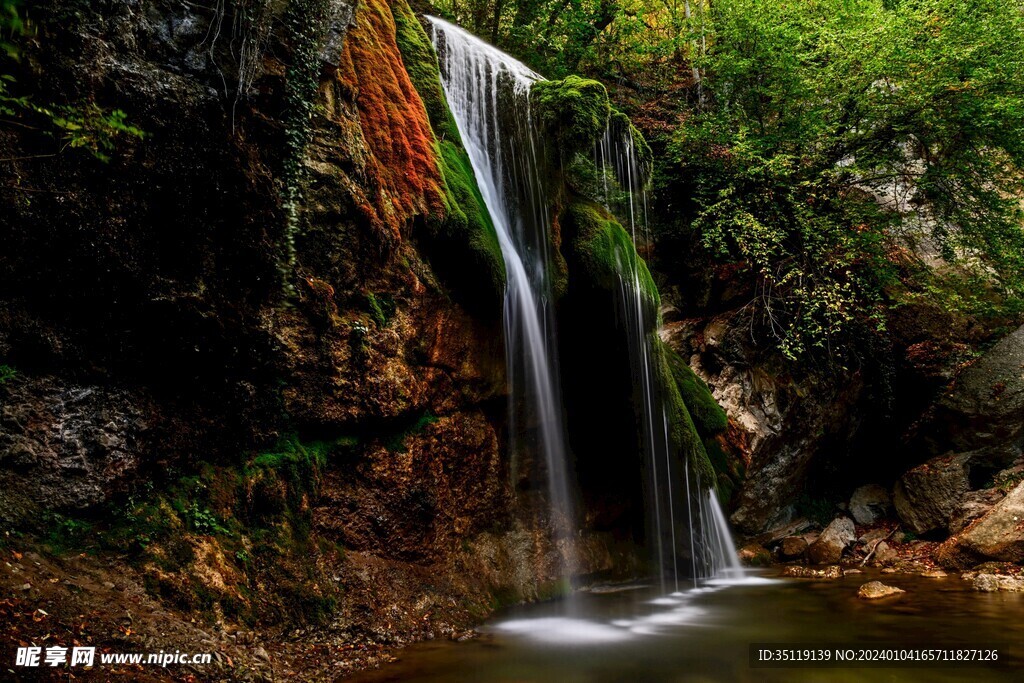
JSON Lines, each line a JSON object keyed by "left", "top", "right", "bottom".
{"left": 346, "top": 569, "right": 1023, "bottom": 682}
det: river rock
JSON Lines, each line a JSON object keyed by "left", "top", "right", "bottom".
{"left": 871, "top": 541, "right": 898, "bottom": 567}
{"left": 782, "top": 565, "right": 843, "bottom": 579}
{"left": 779, "top": 536, "right": 808, "bottom": 560}
{"left": 893, "top": 453, "right": 971, "bottom": 534}
{"left": 934, "top": 481, "right": 1024, "bottom": 567}
{"left": 921, "top": 570, "right": 947, "bottom": 578}
{"left": 807, "top": 517, "right": 855, "bottom": 564}
{"left": 973, "top": 574, "right": 1024, "bottom": 592}
{"left": 858, "top": 581, "right": 905, "bottom": 599}
{"left": 849, "top": 485, "right": 891, "bottom": 525}
{"left": 738, "top": 543, "right": 772, "bottom": 566}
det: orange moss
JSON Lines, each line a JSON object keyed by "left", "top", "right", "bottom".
{"left": 336, "top": 0, "right": 447, "bottom": 239}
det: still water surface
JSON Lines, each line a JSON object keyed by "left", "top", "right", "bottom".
{"left": 347, "top": 569, "right": 1023, "bottom": 682}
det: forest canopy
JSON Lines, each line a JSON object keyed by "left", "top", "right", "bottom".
{"left": 433, "top": 0, "right": 1024, "bottom": 359}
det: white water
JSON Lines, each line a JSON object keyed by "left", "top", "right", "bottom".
{"left": 428, "top": 16, "right": 741, "bottom": 592}
{"left": 426, "top": 17, "right": 577, "bottom": 569}
{"left": 595, "top": 118, "right": 742, "bottom": 586}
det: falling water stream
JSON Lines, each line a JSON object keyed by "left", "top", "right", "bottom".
{"left": 428, "top": 18, "right": 577, "bottom": 574}
{"left": 428, "top": 17, "right": 743, "bottom": 627}
{"left": 595, "top": 116, "right": 743, "bottom": 588}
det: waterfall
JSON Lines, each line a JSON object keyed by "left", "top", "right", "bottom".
{"left": 595, "top": 118, "right": 742, "bottom": 586}
{"left": 426, "top": 17, "right": 577, "bottom": 572}
{"left": 427, "top": 16, "right": 740, "bottom": 590}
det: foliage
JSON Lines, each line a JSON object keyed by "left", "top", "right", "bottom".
{"left": 1, "top": 0, "right": 145, "bottom": 162}
{"left": 667, "top": 0, "right": 1024, "bottom": 359}
{"left": 0, "top": 364, "right": 15, "bottom": 383}
{"left": 436, "top": 0, "right": 1024, "bottom": 360}
{"left": 279, "top": 0, "right": 333, "bottom": 294}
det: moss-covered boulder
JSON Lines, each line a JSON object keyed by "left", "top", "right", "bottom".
{"left": 561, "top": 198, "right": 659, "bottom": 320}
{"left": 662, "top": 343, "right": 728, "bottom": 438}
{"left": 531, "top": 76, "right": 610, "bottom": 160}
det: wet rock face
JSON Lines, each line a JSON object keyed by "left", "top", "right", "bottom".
{"left": 807, "top": 517, "right": 855, "bottom": 565}
{"left": 893, "top": 453, "right": 971, "bottom": 534}
{"left": 663, "top": 312, "right": 865, "bottom": 534}
{"left": 0, "top": 376, "right": 150, "bottom": 511}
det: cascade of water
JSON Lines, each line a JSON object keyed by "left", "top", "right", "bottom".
{"left": 426, "top": 15, "right": 740, "bottom": 591}
{"left": 426, "top": 17, "right": 577, "bottom": 572}
{"left": 595, "top": 117, "right": 740, "bottom": 585}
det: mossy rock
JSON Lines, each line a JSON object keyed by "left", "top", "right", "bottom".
{"left": 608, "top": 108, "right": 653, "bottom": 177}
{"left": 422, "top": 141, "right": 506, "bottom": 309}
{"left": 392, "top": 0, "right": 505, "bottom": 310}
{"left": 661, "top": 343, "right": 728, "bottom": 438}
{"left": 655, "top": 340, "right": 716, "bottom": 487}
{"left": 531, "top": 76, "right": 610, "bottom": 159}
{"left": 391, "top": 0, "right": 461, "bottom": 144}
{"left": 562, "top": 198, "right": 659, "bottom": 320}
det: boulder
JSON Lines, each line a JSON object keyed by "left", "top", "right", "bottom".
{"left": 893, "top": 453, "right": 970, "bottom": 534}
{"left": 920, "top": 325, "right": 1024, "bottom": 467}
{"left": 871, "top": 541, "right": 898, "bottom": 567}
{"left": 935, "top": 481, "right": 1024, "bottom": 567}
{"left": 858, "top": 581, "right": 905, "bottom": 599}
{"left": 849, "top": 484, "right": 891, "bottom": 525}
{"left": 807, "top": 517, "right": 855, "bottom": 564}
{"left": 779, "top": 536, "right": 808, "bottom": 560}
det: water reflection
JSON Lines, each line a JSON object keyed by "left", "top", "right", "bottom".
{"left": 346, "top": 569, "right": 1023, "bottom": 682}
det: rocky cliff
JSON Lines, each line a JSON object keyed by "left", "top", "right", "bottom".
{"left": 0, "top": 1, "right": 647, "bottom": 678}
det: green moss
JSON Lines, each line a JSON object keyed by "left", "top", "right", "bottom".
{"left": 428, "top": 141, "right": 506, "bottom": 304}
{"left": 392, "top": 1, "right": 461, "bottom": 144}
{"left": 392, "top": 1, "right": 505, "bottom": 310}
{"left": 609, "top": 108, "right": 653, "bottom": 175}
{"left": 383, "top": 410, "right": 439, "bottom": 452}
{"left": 365, "top": 291, "right": 396, "bottom": 327}
{"left": 531, "top": 76, "right": 610, "bottom": 159}
{"left": 661, "top": 344, "right": 728, "bottom": 438}
{"left": 655, "top": 341, "right": 716, "bottom": 487}
{"left": 563, "top": 198, "right": 659, "bottom": 318}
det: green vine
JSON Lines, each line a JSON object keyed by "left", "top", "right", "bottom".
{"left": 279, "top": 0, "right": 332, "bottom": 298}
